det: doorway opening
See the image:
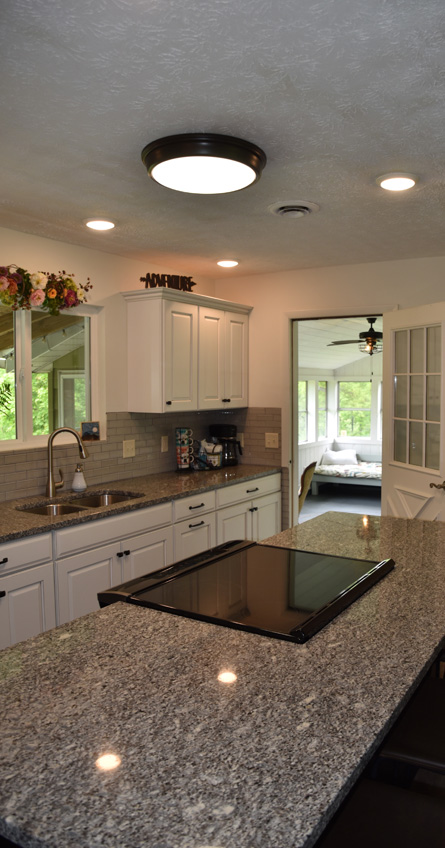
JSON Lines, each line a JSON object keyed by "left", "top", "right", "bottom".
{"left": 291, "top": 315, "right": 383, "bottom": 524}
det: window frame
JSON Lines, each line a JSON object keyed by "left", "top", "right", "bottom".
{"left": 0, "top": 303, "right": 102, "bottom": 451}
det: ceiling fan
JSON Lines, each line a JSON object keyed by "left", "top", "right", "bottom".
{"left": 327, "top": 317, "right": 383, "bottom": 356}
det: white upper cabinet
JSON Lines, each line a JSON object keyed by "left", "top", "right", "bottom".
{"left": 198, "top": 307, "right": 248, "bottom": 410}
{"left": 123, "top": 289, "right": 251, "bottom": 413}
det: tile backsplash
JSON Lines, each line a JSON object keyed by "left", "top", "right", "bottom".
{"left": 0, "top": 408, "right": 288, "bottom": 527}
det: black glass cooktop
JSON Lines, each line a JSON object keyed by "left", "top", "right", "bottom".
{"left": 98, "top": 540, "right": 394, "bottom": 643}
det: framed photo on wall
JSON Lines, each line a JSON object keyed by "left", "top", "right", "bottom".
{"left": 81, "top": 421, "right": 100, "bottom": 441}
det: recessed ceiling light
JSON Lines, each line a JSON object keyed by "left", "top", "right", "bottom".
{"left": 141, "top": 133, "right": 266, "bottom": 194}
{"left": 86, "top": 220, "right": 115, "bottom": 231}
{"left": 377, "top": 174, "right": 417, "bottom": 191}
{"left": 217, "top": 260, "right": 239, "bottom": 268}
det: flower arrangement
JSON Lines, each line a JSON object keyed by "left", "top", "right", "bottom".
{"left": 0, "top": 265, "right": 93, "bottom": 316}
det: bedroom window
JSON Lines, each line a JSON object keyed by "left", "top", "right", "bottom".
{"left": 298, "top": 380, "right": 308, "bottom": 442}
{"left": 338, "top": 381, "right": 372, "bottom": 438}
{"left": 317, "top": 380, "right": 327, "bottom": 439}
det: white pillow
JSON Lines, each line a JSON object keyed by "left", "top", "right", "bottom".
{"left": 320, "top": 449, "right": 358, "bottom": 466}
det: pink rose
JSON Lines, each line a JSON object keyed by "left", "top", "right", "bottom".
{"left": 0, "top": 276, "right": 9, "bottom": 291}
{"left": 30, "top": 289, "right": 46, "bottom": 306}
{"left": 64, "top": 289, "right": 78, "bottom": 307}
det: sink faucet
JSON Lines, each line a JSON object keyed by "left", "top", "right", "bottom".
{"left": 46, "top": 427, "right": 89, "bottom": 498}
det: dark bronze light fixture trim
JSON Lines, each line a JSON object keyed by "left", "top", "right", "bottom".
{"left": 141, "top": 133, "right": 267, "bottom": 194}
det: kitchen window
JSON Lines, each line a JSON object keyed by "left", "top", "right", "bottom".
{"left": 317, "top": 380, "right": 327, "bottom": 439}
{"left": 0, "top": 305, "right": 99, "bottom": 447}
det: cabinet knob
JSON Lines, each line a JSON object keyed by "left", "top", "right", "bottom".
{"left": 166, "top": 400, "right": 172, "bottom": 405}
{"left": 249, "top": 506, "right": 258, "bottom": 512}
{"left": 0, "top": 557, "right": 8, "bottom": 565}
{"left": 189, "top": 520, "right": 205, "bottom": 529}
{"left": 222, "top": 398, "right": 231, "bottom": 403}
{"left": 116, "top": 551, "right": 124, "bottom": 558}
{"left": 124, "top": 550, "right": 130, "bottom": 556}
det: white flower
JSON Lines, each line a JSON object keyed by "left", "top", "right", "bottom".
{"left": 30, "top": 272, "right": 47, "bottom": 290}
{"left": 76, "top": 288, "right": 85, "bottom": 301}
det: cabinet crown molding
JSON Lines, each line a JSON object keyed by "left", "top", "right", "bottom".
{"left": 121, "top": 288, "right": 252, "bottom": 314}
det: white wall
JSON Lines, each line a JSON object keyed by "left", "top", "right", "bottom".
{"left": 213, "top": 256, "right": 445, "bottom": 467}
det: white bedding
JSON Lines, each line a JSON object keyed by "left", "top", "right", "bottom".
{"left": 314, "top": 460, "right": 382, "bottom": 480}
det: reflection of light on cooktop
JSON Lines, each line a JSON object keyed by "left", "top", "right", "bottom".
{"left": 95, "top": 753, "right": 121, "bottom": 771}
{"left": 218, "top": 670, "right": 237, "bottom": 684}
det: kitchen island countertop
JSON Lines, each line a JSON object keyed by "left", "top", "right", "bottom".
{"left": 1, "top": 511, "right": 444, "bottom": 848}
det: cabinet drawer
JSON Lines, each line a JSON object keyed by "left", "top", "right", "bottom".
{"left": 0, "top": 533, "right": 52, "bottom": 576}
{"left": 173, "top": 513, "right": 216, "bottom": 562}
{"left": 54, "top": 502, "right": 173, "bottom": 558}
{"left": 215, "top": 473, "right": 281, "bottom": 508}
{"left": 173, "top": 490, "right": 216, "bottom": 522}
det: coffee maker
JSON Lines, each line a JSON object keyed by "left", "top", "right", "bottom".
{"left": 209, "top": 424, "right": 243, "bottom": 467}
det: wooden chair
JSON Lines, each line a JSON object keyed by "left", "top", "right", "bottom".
{"left": 298, "top": 461, "right": 317, "bottom": 513}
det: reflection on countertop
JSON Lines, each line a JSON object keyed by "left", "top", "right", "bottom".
{"left": 1, "top": 512, "right": 444, "bottom": 848}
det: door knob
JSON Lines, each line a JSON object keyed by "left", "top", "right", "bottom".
{"left": 429, "top": 480, "right": 445, "bottom": 489}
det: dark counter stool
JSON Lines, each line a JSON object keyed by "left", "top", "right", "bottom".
{"left": 316, "top": 778, "right": 445, "bottom": 848}
{"left": 378, "top": 675, "right": 445, "bottom": 774}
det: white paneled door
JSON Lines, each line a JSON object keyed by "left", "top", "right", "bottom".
{"left": 382, "top": 302, "right": 445, "bottom": 520}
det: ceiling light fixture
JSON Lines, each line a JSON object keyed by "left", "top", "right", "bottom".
{"left": 141, "top": 133, "right": 267, "bottom": 194}
{"left": 377, "top": 173, "right": 417, "bottom": 191}
{"left": 217, "top": 260, "right": 239, "bottom": 268}
{"left": 86, "top": 220, "right": 115, "bottom": 231}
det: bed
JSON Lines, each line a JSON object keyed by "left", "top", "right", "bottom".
{"left": 311, "top": 449, "right": 382, "bottom": 496}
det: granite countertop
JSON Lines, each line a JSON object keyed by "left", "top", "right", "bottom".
{"left": 1, "top": 512, "right": 444, "bottom": 848}
{"left": 0, "top": 465, "right": 280, "bottom": 544}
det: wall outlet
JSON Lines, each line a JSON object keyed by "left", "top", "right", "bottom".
{"left": 123, "top": 439, "right": 136, "bottom": 458}
{"left": 238, "top": 432, "right": 244, "bottom": 448}
{"left": 161, "top": 435, "right": 168, "bottom": 453}
{"left": 265, "top": 432, "right": 279, "bottom": 449}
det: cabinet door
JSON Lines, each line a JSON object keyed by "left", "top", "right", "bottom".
{"left": 0, "top": 563, "right": 56, "bottom": 650}
{"left": 121, "top": 526, "right": 174, "bottom": 582}
{"left": 163, "top": 300, "right": 198, "bottom": 411}
{"left": 216, "top": 501, "right": 252, "bottom": 545}
{"left": 56, "top": 544, "right": 120, "bottom": 625}
{"left": 251, "top": 492, "right": 281, "bottom": 541}
{"left": 198, "top": 307, "right": 225, "bottom": 409}
{"left": 224, "top": 311, "right": 248, "bottom": 408}
{"left": 173, "top": 513, "right": 216, "bottom": 562}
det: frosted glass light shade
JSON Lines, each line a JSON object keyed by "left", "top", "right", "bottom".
{"left": 142, "top": 134, "right": 266, "bottom": 195}
{"left": 377, "top": 173, "right": 416, "bottom": 191}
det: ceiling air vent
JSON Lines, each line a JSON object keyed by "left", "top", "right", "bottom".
{"left": 268, "top": 200, "right": 320, "bottom": 218}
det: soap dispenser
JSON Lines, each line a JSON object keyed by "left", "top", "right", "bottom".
{"left": 72, "top": 463, "right": 87, "bottom": 492}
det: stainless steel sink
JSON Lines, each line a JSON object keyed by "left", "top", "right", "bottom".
{"left": 71, "top": 492, "right": 141, "bottom": 507}
{"left": 18, "top": 503, "right": 89, "bottom": 516}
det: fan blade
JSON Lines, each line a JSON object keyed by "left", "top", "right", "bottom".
{"left": 327, "top": 340, "right": 361, "bottom": 346}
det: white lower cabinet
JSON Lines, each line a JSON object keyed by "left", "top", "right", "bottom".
{"left": 0, "top": 533, "right": 55, "bottom": 650}
{"left": 173, "top": 513, "right": 216, "bottom": 561}
{"left": 2, "top": 473, "right": 281, "bottom": 644}
{"left": 216, "top": 492, "right": 281, "bottom": 544}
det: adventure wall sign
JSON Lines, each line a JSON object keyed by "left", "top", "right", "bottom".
{"left": 140, "top": 272, "right": 196, "bottom": 292}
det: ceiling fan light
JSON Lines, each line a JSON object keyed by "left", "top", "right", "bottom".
{"left": 217, "top": 260, "right": 238, "bottom": 267}
{"left": 142, "top": 133, "right": 266, "bottom": 194}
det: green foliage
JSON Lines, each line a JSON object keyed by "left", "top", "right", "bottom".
{"left": 32, "top": 373, "right": 49, "bottom": 435}
{"left": 338, "top": 382, "right": 372, "bottom": 436}
{"left": 0, "top": 373, "right": 15, "bottom": 440}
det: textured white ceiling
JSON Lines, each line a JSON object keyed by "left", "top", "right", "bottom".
{"left": 2, "top": 0, "right": 445, "bottom": 277}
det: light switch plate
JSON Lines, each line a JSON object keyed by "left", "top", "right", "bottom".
{"left": 161, "top": 435, "right": 168, "bottom": 453}
{"left": 123, "top": 439, "right": 136, "bottom": 458}
{"left": 265, "top": 432, "right": 279, "bottom": 449}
